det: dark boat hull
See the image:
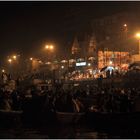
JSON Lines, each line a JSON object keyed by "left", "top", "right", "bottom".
{"left": 0, "top": 110, "right": 23, "bottom": 127}
{"left": 56, "top": 111, "right": 85, "bottom": 124}
{"left": 86, "top": 111, "right": 140, "bottom": 128}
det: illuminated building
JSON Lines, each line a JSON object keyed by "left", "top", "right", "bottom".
{"left": 98, "top": 50, "right": 130, "bottom": 70}
{"left": 69, "top": 12, "right": 139, "bottom": 70}
{"left": 70, "top": 34, "right": 131, "bottom": 70}
{"left": 71, "top": 37, "right": 81, "bottom": 58}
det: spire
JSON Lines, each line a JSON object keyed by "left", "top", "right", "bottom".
{"left": 88, "top": 33, "right": 96, "bottom": 55}
{"left": 71, "top": 36, "right": 80, "bottom": 55}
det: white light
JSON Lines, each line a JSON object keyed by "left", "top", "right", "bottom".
{"left": 136, "top": 33, "right": 140, "bottom": 39}
{"left": 30, "top": 58, "right": 33, "bottom": 61}
{"left": 61, "top": 66, "right": 64, "bottom": 69}
{"left": 13, "top": 55, "right": 17, "bottom": 59}
{"left": 109, "top": 61, "right": 113, "bottom": 65}
{"left": 50, "top": 45, "right": 53, "bottom": 49}
{"left": 45, "top": 45, "right": 49, "bottom": 49}
{"left": 88, "top": 63, "right": 91, "bottom": 66}
{"left": 106, "top": 66, "right": 114, "bottom": 71}
{"left": 8, "top": 59, "right": 12, "bottom": 63}
{"left": 45, "top": 62, "right": 51, "bottom": 65}
{"left": 89, "top": 70, "right": 92, "bottom": 74}
{"left": 76, "top": 62, "right": 86, "bottom": 66}
{"left": 124, "top": 24, "right": 127, "bottom": 27}
{"left": 39, "top": 61, "right": 42, "bottom": 64}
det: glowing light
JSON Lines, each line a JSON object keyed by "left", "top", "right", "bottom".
{"left": 123, "top": 24, "right": 127, "bottom": 27}
{"left": 88, "top": 63, "right": 91, "bottom": 66}
{"left": 50, "top": 45, "right": 54, "bottom": 50}
{"left": 115, "top": 67, "right": 118, "bottom": 70}
{"left": 61, "top": 66, "right": 64, "bottom": 69}
{"left": 136, "top": 33, "right": 140, "bottom": 39}
{"left": 30, "top": 58, "right": 33, "bottom": 61}
{"left": 8, "top": 59, "right": 12, "bottom": 63}
{"left": 13, "top": 55, "right": 17, "bottom": 60}
{"left": 109, "top": 61, "right": 113, "bottom": 65}
{"left": 2, "top": 69, "right": 5, "bottom": 73}
{"left": 38, "top": 60, "right": 42, "bottom": 64}
{"left": 89, "top": 70, "right": 92, "bottom": 74}
{"left": 45, "top": 45, "right": 49, "bottom": 49}
{"left": 45, "top": 45, "right": 54, "bottom": 50}
{"left": 76, "top": 62, "right": 86, "bottom": 66}
{"left": 45, "top": 62, "right": 51, "bottom": 65}
{"left": 61, "top": 60, "right": 68, "bottom": 63}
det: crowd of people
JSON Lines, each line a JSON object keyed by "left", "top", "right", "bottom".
{"left": 0, "top": 79, "right": 140, "bottom": 115}
{"left": 0, "top": 68, "right": 140, "bottom": 124}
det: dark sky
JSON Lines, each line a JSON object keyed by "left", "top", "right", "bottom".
{"left": 0, "top": 1, "right": 139, "bottom": 59}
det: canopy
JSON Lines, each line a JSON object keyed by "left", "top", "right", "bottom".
{"left": 100, "top": 66, "right": 114, "bottom": 72}
{"left": 100, "top": 66, "right": 108, "bottom": 72}
{"left": 128, "top": 62, "right": 140, "bottom": 69}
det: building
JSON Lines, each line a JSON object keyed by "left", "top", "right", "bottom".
{"left": 71, "top": 37, "right": 81, "bottom": 57}
{"left": 68, "top": 12, "right": 140, "bottom": 70}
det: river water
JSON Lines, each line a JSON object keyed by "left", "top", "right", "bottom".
{"left": 0, "top": 123, "right": 140, "bottom": 139}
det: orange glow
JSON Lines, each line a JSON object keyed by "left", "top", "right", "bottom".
{"left": 45, "top": 45, "right": 49, "bottom": 49}
{"left": 109, "top": 61, "right": 113, "bottom": 65}
{"left": 61, "top": 66, "right": 64, "bottom": 69}
{"left": 50, "top": 45, "right": 54, "bottom": 50}
{"left": 38, "top": 60, "right": 42, "bottom": 64}
{"left": 13, "top": 55, "right": 17, "bottom": 60}
{"left": 45, "top": 45, "right": 54, "bottom": 50}
{"left": 98, "top": 51, "right": 130, "bottom": 69}
{"left": 88, "top": 63, "right": 91, "bottom": 66}
{"left": 30, "top": 57, "right": 33, "bottom": 61}
{"left": 8, "top": 59, "right": 12, "bottom": 63}
{"left": 136, "top": 33, "right": 140, "bottom": 39}
{"left": 123, "top": 24, "right": 127, "bottom": 27}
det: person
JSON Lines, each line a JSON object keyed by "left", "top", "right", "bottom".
{"left": 106, "top": 70, "right": 110, "bottom": 78}
{"left": 120, "top": 91, "right": 128, "bottom": 112}
{"left": 105, "top": 94, "right": 113, "bottom": 112}
{"left": 98, "top": 75, "right": 103, "bottom": 88}
{"left": 8, "top": 73, "right": 12, "bottom": 81}
{"left": 1, "top": 90, "right": 12, "bottom": 111}
{"left": 72, "top": 95, "right": 85, "bottom": 112}
{"left": 11, "top": 90, "right": 21, "bottom": 110}
{"left": 2, "top": 73, "right": 8, "bottom": 84}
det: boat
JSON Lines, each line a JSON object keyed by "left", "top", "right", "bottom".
{"left": 79, "top": 96, "right": 98, "bottom": 108}
{"left": 0, "top": 109, "right": 23, "bottom": 114}
{"left": 86, "top": 110, "right": 140, "bottom": 128}
{"left": 0, "top": 109, "right": 23, "bottom": 127}
{"left": 56, "top": 111, "right": 85, "bottom": 124}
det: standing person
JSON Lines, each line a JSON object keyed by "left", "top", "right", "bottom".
{"left": 1, "top": 90, "right": 13, "bottom": 111}
{"left": 16, "top": 76, "right": 21, "bottom": 87}
{"left": 106, "top": 70, "right": 110, "bottom": 78}
{"left": 2, "top": 73, "right": 8, "bottom": 84}
{"left": 120, "top": 90, "right": 128, "bottom": 112}
{"left": 11, "top": 90, "right": 21, "bottom": 110}
{"left": 98, "top": 75, "right": 103, "bottom": 88}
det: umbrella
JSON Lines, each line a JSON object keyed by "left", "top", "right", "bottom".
{"left": 128, "top": 62, "right": 140, "bottom": 69}
{"left": 106, "top": 66, "right": 114, "bottom": 71}
{"left": 100, "top": 66, "right": 108, "bottom": 72}
{"left": 61, "top": 60, "right": 68, "bottom": 63}
{"left": 88, "top": 57, "right": 95, "bottom": 61}
{"left": 69, "top": 59, "right": 76, "bottom": 63}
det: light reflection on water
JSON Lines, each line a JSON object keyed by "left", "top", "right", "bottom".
{"left": 0, "top": 124, "right": 140, "bottom": 139}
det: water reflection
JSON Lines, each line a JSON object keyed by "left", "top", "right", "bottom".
{"left": 0, "top": 124, "right": 140, "bottom": 138}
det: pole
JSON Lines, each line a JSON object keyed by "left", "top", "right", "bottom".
{"left": 120, "top": 51, "right": 121, "bottom": 68}
{"left": 139, "top": 39, "right": 140, "bottom": 55}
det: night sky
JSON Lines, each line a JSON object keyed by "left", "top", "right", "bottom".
{"left": 0, "top": 1, "right": 139, "bottom": 59}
